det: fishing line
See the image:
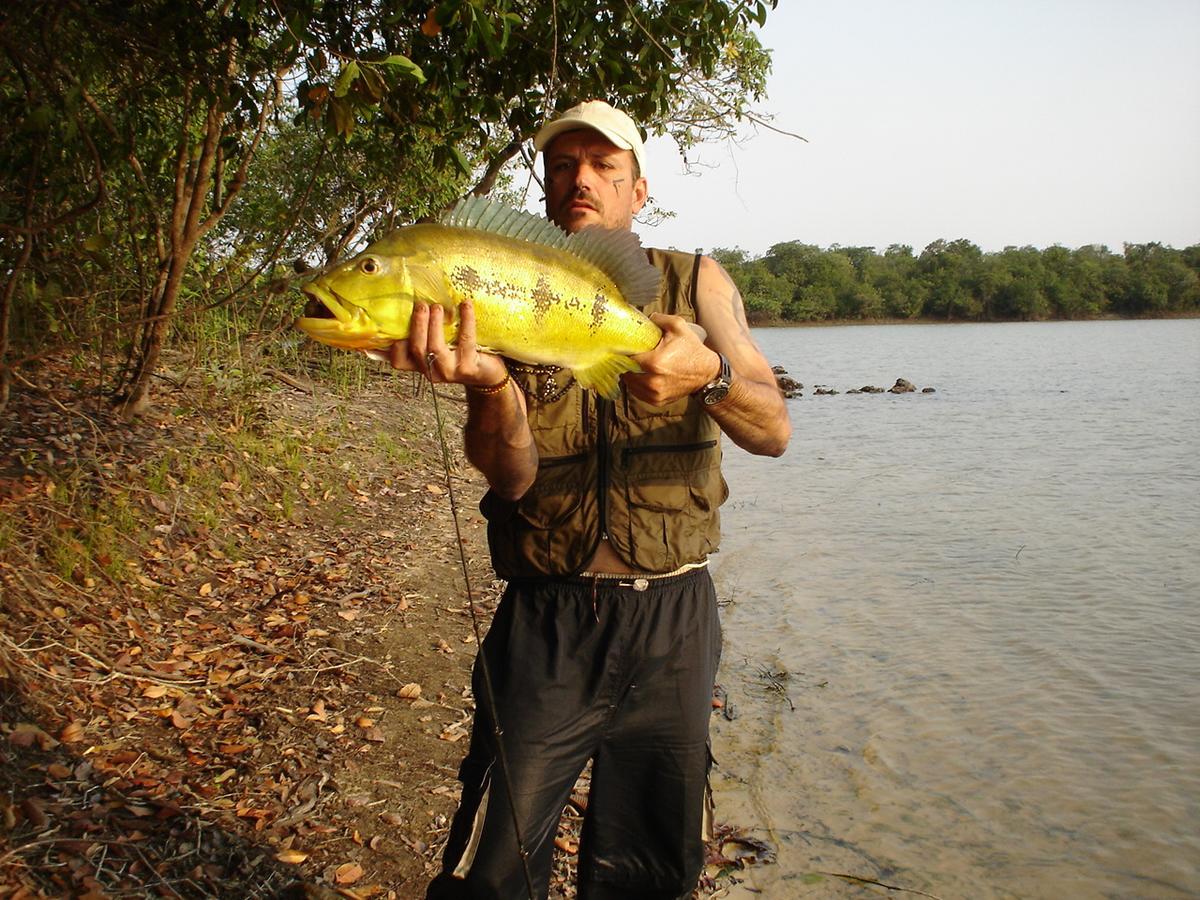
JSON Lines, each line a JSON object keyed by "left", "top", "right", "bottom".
{"left": 425, "top": 357, "right": 536, "bottom": 900}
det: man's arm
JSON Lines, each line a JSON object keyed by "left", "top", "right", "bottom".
{"left": 388, "top": 301, "right": 538, "bottom": 499}
{"left": 625, "top": 255, "right": 791, "bottom": 457}
{"left": 463, "top": 382, "right": 537, "bottom": 500}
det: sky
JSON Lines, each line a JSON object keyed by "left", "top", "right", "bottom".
{"left": 607, "top": 0, "right": 1200, "bottom": 257}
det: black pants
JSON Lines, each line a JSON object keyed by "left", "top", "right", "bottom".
{"left": 426, "top": 568, "right": 722, "bottom": 900}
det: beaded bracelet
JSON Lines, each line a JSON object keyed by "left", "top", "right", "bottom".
{"left": 466, "top": 371, "right": 511, "bottom": 396}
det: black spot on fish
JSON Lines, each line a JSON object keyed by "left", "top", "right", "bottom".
{"left": 531, "top": 274, "right": 557, "bottom": 322}
{"left": 590, "top": 293, "right": 609, "bottom": 334}
{"left": 452, "top": 265, "right": 483, "bottom": 294}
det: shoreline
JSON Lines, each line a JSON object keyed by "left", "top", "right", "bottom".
{"left": 747, "top": 311, "right": 1200, "bottom": 328}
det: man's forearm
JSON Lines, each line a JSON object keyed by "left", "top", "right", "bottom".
{"left": 706, "top": 375, "right": 790, "bottom": 457}
{"left": 464, "top": 381, "right": 538, "bottom": 500}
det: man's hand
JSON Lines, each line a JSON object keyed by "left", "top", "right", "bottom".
{"left": 623, "top": 313, "right": 721, "bottom": 406}
{"left": 624, "top": 256, "right": 790, "bottom": 457}
{"left": 381, "top": 299, "right": 536, "bottom": 499}
{"left": 386, "top": 301, "right": 508, "bottom": 388}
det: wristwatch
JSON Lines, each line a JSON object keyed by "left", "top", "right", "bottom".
{"left": 697, "top": 352, "right": 733, "bottom": 406}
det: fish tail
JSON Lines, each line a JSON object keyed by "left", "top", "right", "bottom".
{"left": 572, "top": 354, "right": 642, "bottom": 400}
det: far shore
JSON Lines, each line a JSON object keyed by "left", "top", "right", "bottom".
{"left": 747, "top": 311, "right": 1200, "bottom": 328}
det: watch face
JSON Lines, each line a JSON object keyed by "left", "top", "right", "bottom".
{"left": 703, "top": 385, "right": 730, "bottom": 406}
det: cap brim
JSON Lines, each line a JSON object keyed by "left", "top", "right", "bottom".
{"left": 533, "top": 121, "right": 646, "bottom": 175}
{"left": 533, "top": 119, "right": 630, "bottom": 152}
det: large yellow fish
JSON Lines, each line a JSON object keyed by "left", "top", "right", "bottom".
{"left": 296, "top": 196, "right": 663, "bottom": 399}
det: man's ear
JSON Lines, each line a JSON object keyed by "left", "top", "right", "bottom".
{"left": 631, "top": 176, "right": 649, "bottom": 214}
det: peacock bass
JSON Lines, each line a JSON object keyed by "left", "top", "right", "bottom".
{"left": 295, "top": 196, "right": 664, "bottom": 399}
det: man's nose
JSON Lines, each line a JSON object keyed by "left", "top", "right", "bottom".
{"left": 572, "top": 163, "right": 597, "bottom": 191}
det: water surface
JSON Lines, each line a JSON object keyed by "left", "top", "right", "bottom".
{"left": 710, "top": 320, "right": 1200, "bottom": 898}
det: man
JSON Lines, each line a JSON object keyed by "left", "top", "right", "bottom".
{"left": 390, "top": 100, "right": 790, "bottom": 899}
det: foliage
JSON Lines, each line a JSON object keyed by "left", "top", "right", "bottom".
{"left": 1, "top": 0, "right": 778, "bottom": 415}
{"left": 712, "top": 239, "right": 1200, "bottom": 323}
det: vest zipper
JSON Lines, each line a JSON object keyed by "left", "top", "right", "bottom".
{"left": 597, "top": 396, "right": 611, "bottom": 543}
{"left": 536, "top": 452, "right": 589, "bottom": 468}
{"left": 622, "top": 439, "right": 718, "bottom": 465}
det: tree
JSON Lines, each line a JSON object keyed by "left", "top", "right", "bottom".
{"left": 740, "top": 261, "right": 792, "bottom": 321}
{"left": 1121, "top": 243, "right": 1200, "bottom": 315}
{"left": 875, "top": 245, "right": 925, "bottom": 318}
{"left": 919, "top": 238, "right": 985, "bottom": 320}
{"left": 830, "top": 246, "right": 883, "bottom": 319}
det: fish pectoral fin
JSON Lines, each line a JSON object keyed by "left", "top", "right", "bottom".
{"left": 407, "top": 266, "right": 455, "bottom": 312}
{"left": 571, "top": 354, "right": 642, "bottom": 400}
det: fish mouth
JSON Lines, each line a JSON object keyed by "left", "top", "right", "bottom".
{"left": 299, "top": 282, "right": 352, "bottom": 324}
{"left": 295, "top": 282, "right": 391, "bottom": 349}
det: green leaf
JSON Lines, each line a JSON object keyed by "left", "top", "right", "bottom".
{"left": 359, "top": 65, "right": 385, "bottom": 102}
{"left": 449, "top": 145, "right": 472, "bottom": 176}
{"left": 330, "top": 97, "right": 355, "bottom": 137}
{"left": 476, "top": 15, "right": 499, "bottom": 57}
{"left": 378, "top": 54, "right": 426, "bottom": 84}
{"left": 333, "top": 60, "right": 360, "bottom": 98}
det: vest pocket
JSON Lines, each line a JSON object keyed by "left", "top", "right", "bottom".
{"left": 617, "top": 443, "right": 724, "bottom": 568}
{"left": 623, "top": 452, "right": 721, "bottom": 515}
{"left": 622, "top": 391, "right": 693, "bottom": 422}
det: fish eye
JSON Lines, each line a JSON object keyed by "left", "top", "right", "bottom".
{"left": 360, "top": 257, "right": 380, "bottom": 275}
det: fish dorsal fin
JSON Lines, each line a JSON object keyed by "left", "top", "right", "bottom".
{"left": 566, "top": 225, "right": 662, "bottom": 309}
{"left": 441, "top": 196, "right": 570, "bottom": 251}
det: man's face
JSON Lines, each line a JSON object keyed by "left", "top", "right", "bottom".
{"left": 543, "top": 129, "right": 648, "bottom": 234}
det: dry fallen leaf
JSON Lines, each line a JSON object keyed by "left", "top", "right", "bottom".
{"left": 198, "top": 582, "right": 213, "bottom": 596}
{"left": 20, "top": 797, "right": 48, "bottom": 829}
{"left": 142, "top": 684, "right": 169, "bottom": 699}
{"left": 9, "top": 723, "right": 58, "bottom": 751}
{"left": 276, "top": 849, "right": 309, "bottom": 864}
{"left": 397, "top": 683, "right": 421, "bottom": 700}
{"left": 335, "top": 862, "right": 365, "bottom": 884}
{"left": 60, "top": 720, "right": 85, "bottom": 743}
{"left": 355, "top": 716, "right": 375, "bottom": 729}
{"left": 425, "top": 483, "right": 444, "bottom": 495}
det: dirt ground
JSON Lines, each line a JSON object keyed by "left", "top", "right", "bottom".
{"left": 0, "top": 355, "right": 763, "bottom": 899}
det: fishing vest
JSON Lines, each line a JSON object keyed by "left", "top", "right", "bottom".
{"left": 480, "top": 249, "right": 729, "bottom": 578}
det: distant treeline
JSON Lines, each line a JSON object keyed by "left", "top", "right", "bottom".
{"left": 712, "top": 240, "right": 1200, "bottom": 322}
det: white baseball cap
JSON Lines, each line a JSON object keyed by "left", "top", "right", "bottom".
{"left": 533, "top": 100, "right": 647, "bottom": 175}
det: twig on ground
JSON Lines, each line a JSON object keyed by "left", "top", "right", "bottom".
{"left": 818, "top": 871, "right": 946, "bottom": 899}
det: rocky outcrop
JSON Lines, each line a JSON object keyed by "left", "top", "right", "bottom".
{"left": 772, "top": 366, "right": 803, "bottom": 398}
{"left": 773, "top": 370, "right": 935, "bottom": 398}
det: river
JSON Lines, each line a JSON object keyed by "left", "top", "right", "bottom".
{"left": 708, "top": 319, "right": 1200, "bottom": 899}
